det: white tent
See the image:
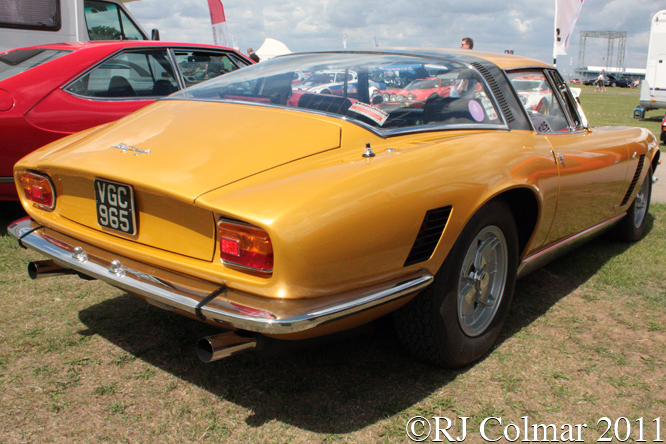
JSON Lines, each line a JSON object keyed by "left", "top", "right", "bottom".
{"left": 255, "top": 38, "right": 292, "bottom": 61}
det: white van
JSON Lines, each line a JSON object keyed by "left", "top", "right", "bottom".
{"left": 639, "top": 10, "right": 666, "bottom": 112}
{"left": 0, "top": 0, "right": 158, "bottom": 53}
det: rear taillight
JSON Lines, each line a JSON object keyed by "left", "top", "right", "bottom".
{"left": 19, "top": 171, "right": 55, "bottom": 210}
{"left": 218, "top": 219, "right": 273, "bottom": 274}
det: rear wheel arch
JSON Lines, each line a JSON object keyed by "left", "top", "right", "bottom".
{"left": 652, "top": 150, "right": 661, "bottom": 174}
{"left": 394, "top": 198, "right": 520, "bottom": 367}
{"left": 489, "top": 188, "right": 539, "bottom": 258}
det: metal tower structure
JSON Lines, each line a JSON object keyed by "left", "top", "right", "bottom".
{"left": 576, "top": 31, "right": 627, "bottom": 75}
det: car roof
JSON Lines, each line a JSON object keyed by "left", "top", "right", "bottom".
{"left": 5, "top": 40, "right": 238, "bottom": 54}
{"left": 283, "top": 47, "right": 552, "bottom": 71}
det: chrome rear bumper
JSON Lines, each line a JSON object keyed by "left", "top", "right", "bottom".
{"left": 8, "top": 218, "right": 433, "bottom": 335}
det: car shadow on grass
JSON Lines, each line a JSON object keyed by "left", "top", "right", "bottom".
{"left": 0, "top": 201, "right": 27, "bottom": 236}
{"left": 73, "top": 215, "right": 651, "bottom": 434}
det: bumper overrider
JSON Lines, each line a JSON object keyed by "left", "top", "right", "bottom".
{"left": 9, "top": 218, "right": 433, "bottom": 337}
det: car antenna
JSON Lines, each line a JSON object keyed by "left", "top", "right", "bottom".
{"left": 362, "top": 143, "right": 376, "bottom": 158}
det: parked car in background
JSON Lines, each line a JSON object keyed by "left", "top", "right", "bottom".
{"left": 510, "top": 74, "right": 552, "bottom": 114}
{"left": 568, "top": 78, "right": 581, "bottom": 84}
{"left": 0, "top": 41, "right": 251, "bottom": 200}
{"left": 605, "top": 74, "right": 632, "bottom": 88}
{"left": 292, "top": 70, "right": 357, "bottom": 92}
{"left": 581, "top": 74, "right": 632, "bottom": 88}
{"left": 9, "top": 48, "right": 659, "bottom": 369}
{"left": 376, "top": 77, "right": 454, "bottom": 104}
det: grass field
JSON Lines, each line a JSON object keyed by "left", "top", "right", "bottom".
{"left": 1, "top": 87, "right": 665, "bottom": 443}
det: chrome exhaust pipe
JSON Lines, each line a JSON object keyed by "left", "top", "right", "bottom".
{"left": 196, "top": 331, "right": 257, "bottom": 363}
{"left": 28, "top": 260, "right": 79, "bottom": 280}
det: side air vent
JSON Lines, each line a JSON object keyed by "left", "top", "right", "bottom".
{"left": 620, "top": 154, "right": 646, "bottom": 207}
{"left": 471, "top": 62, "right": 515, "bottom": 124}
{"left": 404, "top": 206, "right": 452, "bottom": 267}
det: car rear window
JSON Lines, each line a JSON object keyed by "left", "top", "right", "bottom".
{"left": 170, "top": 53, "right": 505, "bottom": 135}
{"left": 0, "top": 48, "right": 71, "bottom": 81}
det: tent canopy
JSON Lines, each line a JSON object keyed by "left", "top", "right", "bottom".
{"left": 256, "top": 38, "right": 291, "bottom": 61}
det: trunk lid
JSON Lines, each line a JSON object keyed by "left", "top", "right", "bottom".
{"left": 36, "top": 100, "right": 343, "bottom": 201}
{"left": 30, "top": 100, "right": 343, "bottom": 261}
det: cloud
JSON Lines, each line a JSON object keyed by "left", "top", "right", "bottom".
{"left": 125, "top": 0, "right": 657, "bottom": 69}
{"left": 513, "top": 17, "right": 533, "bottom": 34}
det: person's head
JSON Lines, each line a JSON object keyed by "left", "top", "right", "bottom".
{"left": 247, "top": 48, "right": 254, "bottom": 54}
{"left": 461, "top": 38, "right": 473, "bottom": 50}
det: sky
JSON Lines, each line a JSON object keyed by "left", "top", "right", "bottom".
{"left": 125, "top": 0, "right": 664, "bottom": 76}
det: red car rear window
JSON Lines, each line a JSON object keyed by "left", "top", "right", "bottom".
{"left": 0, "top": 48, "right": 72, "bottom": 81}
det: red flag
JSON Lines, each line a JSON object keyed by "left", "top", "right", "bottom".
{"left": 207, "top": 0, "right": 230, "bottom": 47}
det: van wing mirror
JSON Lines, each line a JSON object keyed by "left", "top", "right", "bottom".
{"left": 151, "top": 29, "right": 160, "bottom": 41}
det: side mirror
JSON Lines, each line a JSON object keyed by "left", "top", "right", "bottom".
{"left": 151, "top": 29, "right": 160, "bottom": 41}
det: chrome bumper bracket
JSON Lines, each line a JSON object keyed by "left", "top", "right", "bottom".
{"left": 195, "top": 286, "right": 227, "bottom": 321}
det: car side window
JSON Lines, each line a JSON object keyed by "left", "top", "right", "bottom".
{"left": 172, "top": 50, "right": 242, "bottom": 87}
{"left": 507, "top": 70, "right": 569, "bottom": 133}
{"left": 65, "top": 49, "right": 178, "bottom": 99}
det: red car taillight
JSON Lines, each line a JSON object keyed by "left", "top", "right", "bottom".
{"left": 661, "top": 115, "right": 666, "bottom": 130}
{"left": 19, "top": 171, "right": 56, "bottom": 210}
{"left": 218, "top": 220, "right": 273, "bottom": 274}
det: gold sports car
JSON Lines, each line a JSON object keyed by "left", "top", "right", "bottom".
{"left": 9, "top": 49, "right": 660, "bottom": 368}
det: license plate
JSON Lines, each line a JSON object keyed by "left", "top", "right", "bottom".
{"left": 94, "top": 179, "right": 136, "bottom": 235}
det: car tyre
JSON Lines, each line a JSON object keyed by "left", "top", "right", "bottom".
{"left": 394, "top": 199, "right": 519, "bottom": 368}
{"left": 612, "top": 165, "right": 652, "bottom": 242}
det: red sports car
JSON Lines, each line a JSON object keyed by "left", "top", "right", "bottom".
{"left": 0, "top": 41, "right": 251, "bottom": 200}
{"left": 377, "top": 77, "right": 454, "bottom": 104}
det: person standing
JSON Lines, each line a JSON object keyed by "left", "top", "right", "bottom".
{"left": 461, "top": 38, "right": 473, "bottom": 50}
{"left": 247, "top": 48, "right": 260, "bottom": 63}
{"left": 595, "top": 70, "right": 607, "bottom": 92}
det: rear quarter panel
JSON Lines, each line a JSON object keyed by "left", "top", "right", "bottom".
{"left": 196, "top": 126, "right": 558, "bottom": 299}
{"left": 25, "top": 89, "right": 154, "bottom": 134}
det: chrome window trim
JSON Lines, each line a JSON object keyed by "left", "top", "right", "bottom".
{"left": 166, "top": 47, "right": 186, "bottom": 90}
{"left": 61, "top": 46, "right": 242, "bottom": 101}
{"left": 505, "top": 67, "right": 580, "bottom": 135}
{"left": 61, "top": 46, "right": 172, "bottom": 101}
{"left": 544, "top": 69, "right": 583, "bottom": 131}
